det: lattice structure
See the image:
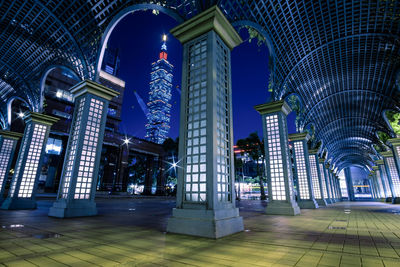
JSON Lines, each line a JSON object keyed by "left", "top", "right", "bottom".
{"left": 0, "top": 1, "right": 399, "bottom": 171}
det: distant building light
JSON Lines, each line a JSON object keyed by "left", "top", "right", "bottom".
{"left": 56, "top": 91, "right": 63, "bottom": 98}
{"left": 46, "top": 138, "right": 62, "bottom": 155}
{"left": 18, "top": 112, "right": 24, "bottom": 118}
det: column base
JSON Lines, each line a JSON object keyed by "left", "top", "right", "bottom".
{"left": 392, "top": 197, "right": 400, "bottom": 204}
{"left": 375, "top": 198, "right": 386, "bottom": 202}
{"left": 386, "top": 197, "right": 392, "bottom": 203}
{"left": 298, "top": 199, "right": 318, "bottom": 209}
{"left": 325, "top": 198, "right": 333, "bottom": 205}
{"left": 48, "top": 199, "right": 97, "bottom": 218}
{"left": 265, "top": 200, "right": 300, "bottom": 215}
{"left": 167, "top": 207, "right": 244, "bottom": 239}
{"left": 316, "top": 199, "right": 327, "bottom": 206}
{"left": 1, "top": 198, "right": 36, "bottom": 210}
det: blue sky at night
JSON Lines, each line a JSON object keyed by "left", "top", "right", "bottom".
{"left": 107, "top": 10, "right": 297, "bottom": 142}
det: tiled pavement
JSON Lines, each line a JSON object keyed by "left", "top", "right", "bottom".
{"left": 0, "top": 198, "right": 400, "bottom": 266}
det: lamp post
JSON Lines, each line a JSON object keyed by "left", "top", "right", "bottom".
{"left": 114, "top": 137, "right": 130, "bottom": 194}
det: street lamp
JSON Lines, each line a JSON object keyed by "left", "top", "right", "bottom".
{"left": 113, "top": 137, "right": 131, "bottom": 194}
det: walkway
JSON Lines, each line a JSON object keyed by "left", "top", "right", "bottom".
{"left": 0, "top": 199, "right": 400, "bottom": 266}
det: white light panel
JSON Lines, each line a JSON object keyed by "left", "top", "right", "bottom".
{"left": 215, "top": 38, "right": 231, "bottom": 202}
{"left": 18, "top": 124, "right": 46, "bottom": 198}
{"left": 61, "top": 98, "right": 85, "bottom": 198}
{"left": 319, "top": 163, "right": 328, "bottom": 199}
{"left": 379, "top": 166, "right": 392, "bottom": 197}
{"left": 387, "top": 157, "right": 400, "bottom": 196}
{"left": 266, "top": 115, "right": 285, "bottom": 201}
{"left": 308, "top": 155, "right": 322, "bottom": 199}
{"left": 10, "top": 124, "right": 31, "bottom": 197}
{"left": 293, "top": 141, "right": 309, "bottom": 199}
{"left": 375, "top": 170, "right": 384, "bottom": 198}
{"left": 74, "top": 98, "right": 103, "bottom": 200}
{"left": 0, "top": 139, "right": 14, "bottom": 189}
{"left": 184, "top": 38, "right": 208, "bottom": 202}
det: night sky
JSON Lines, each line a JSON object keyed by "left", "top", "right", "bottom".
{"left": 106, "top": 10, "right": 297, "bottom": 143}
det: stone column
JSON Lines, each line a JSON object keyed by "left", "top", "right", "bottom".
{"left": 344, "top": 167, "right": 355, "bottom": 201}
{"left": 0, "top": 131, "right": 22, "bottom": 204}
{"left": 372, "top": 166, "right": 385, "bottom": 201}
{"left": 254, "top": 101, "right": 300, "bottom": 215}
{"left": 368, "top": 172, "right": 378, "bottom": 199}
{"left": 375, "top": 160, "right": 392, "bottom": 200}
{"left": 329, "top": 172, "right": 339, "bottom": 202}
{"left": 318, "top": 159, "right": 332, "bottom": 204}
{"left": 167, "top": 6, "right": 244, "bottom": 238}
{"left": 289, "top": 133, "right": 318, "bottom": 209}
{"left": 48, "top": 80, "right": 119, "bottom": 218}
{"left": 336, "top": 175, "right": 343, "bottom": 200}
{"left": 308, "top": 150, "right": 327, "bottom": 206}
{"left": 1, "top": 113, "right": 58, "bottom": 210}
{"left": 381, "top": 150, "right": 400, "bottom": 204}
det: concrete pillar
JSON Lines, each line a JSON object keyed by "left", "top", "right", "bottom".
{"left": 381, "top": 150, "right": 400, "bottom": 204}
{"left": 0, "top": 131, "right": 22, "bottom": 204}
{"left": 308, "top": 150, "right": 327, "bottom": 206}
{"left": 344, "top": 167, "right": 355, "bottom": 201}
{"left": 254, "top": 101, "right": 300, "bottom": 215}
{"left": 318, "top": 159, "right": 332, "bottom": 204}
{"left": 368, "top": 172, "right": 378, "bottom": 199}
{"left": 336, "top": 176, "right": 343, "bottom": 200}
{"left": 375, "top": 160, "right": 392, "bottom": 200}
{"left": 167, "top": 6, "right": 244, "bottom": 238}
{"left": 288, "top": 133, "right": 318, "bottom": 209}
{"left": 1, "top": 113, "right": 58, "bottom": 210}
{"left": 372, "top": 166, "right": 385, "bottom": 201}
{"left": 48, "top": 80, "right": 119, "bottom": 218}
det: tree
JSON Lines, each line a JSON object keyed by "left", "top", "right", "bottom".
{"left": 236, "top": 132, "right": 267, "bottom": 200}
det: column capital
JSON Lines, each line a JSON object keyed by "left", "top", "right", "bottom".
{"left": 318, "top": 158, "right": 325, "bottom": 164}
{"left": 71, "top": 80, "right": 119, "bottom": 100}
{"left": 288, "top": 132, "right": 310, "bottom": 142}
{"left": 380, "top": 150, "right": 394, "bottom": 158}
{"left": 375, "top": 159, "right": 384, "bottom": 165}
{"left": 387, "top": 138, "right": 400, "bottom": 146}
{"left": 170, "top": 6, "right": 242, "bottom": 50}
{"left": 308, "top": 148, "right": 319, "bottom": 155}
{"left": 0, "top": 130, "right": 23, "bottom": 140}
{"left": 254, "top": 100, "right": 292, "bottom": 116}
{"left": 25, "top": 112, "right": 59, "bottom": 126}
{"left": 372, "top": 166, "right": 379, "bottom": 171}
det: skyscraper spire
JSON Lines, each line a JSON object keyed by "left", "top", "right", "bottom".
{"left": 160, "top": 34, "right": 168, "bottom": 60}
{"left": 145, "top": 34, "right": 174, "bottom": 144}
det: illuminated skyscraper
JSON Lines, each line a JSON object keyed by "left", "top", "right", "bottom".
{"left": 145, "top": 35, "right": 173, "bottom": 144}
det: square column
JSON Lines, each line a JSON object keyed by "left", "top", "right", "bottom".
{"left": 381, "top": 151, "right": 400, "bottom": 204}
{"left": 332, "top": 172, "right": 340, "bottom": 201}
{"left": 375, "top": 160, "right": 392, "bottom": 200}
{"left": 289, "top": 133, "right": 318, "bottom": 209}
{"left": 48, "top": 80, "right": 119, "bottom": 218}
{"left": 1, "top": 113, "right": 58, "bottom": 210}
{"left": 369, "top": 172, "right": 379, "bottom": 199}
{"left": 319, "top": 159, "right": 333, "bottom": 204}
{"left": 0, "top": 131, "right": 22, "bottom": 204}
{"left": 254, "top": 101, "right": 300, "bottom": 215}
{"left": 336, "top": 176, "right": 343, "bottom": 200}
{"left": 166, "top": 6, "right": 244, "bottom": 238}
{"left": 344, "top": 167, "right": 355, "bottom": 201}
{"left": 328, "top": 166, "right": 338, "bottom": 202}
{"left": 308, "top": 150, "right": 327, "bottom": 206}
{"left": 372, "top": 166, "right": 385, "bottom": 201}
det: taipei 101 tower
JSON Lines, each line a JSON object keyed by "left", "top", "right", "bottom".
{"left": 145, "top": 35, "right": 174, "bottom": 144}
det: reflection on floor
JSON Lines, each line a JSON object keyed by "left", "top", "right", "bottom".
{"left": 1, "top": 199, "right": 400, "bottom": 266}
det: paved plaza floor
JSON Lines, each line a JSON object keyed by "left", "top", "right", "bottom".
{"left": 0, "top": 198, "right": 400, "bottom": 266}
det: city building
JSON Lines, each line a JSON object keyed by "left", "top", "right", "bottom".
{"left": 145, "top": 35, "right": 174, "bottom": 144}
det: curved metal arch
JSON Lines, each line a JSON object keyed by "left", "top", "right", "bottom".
{"left": 314, "top": 116, "right": 390, "bottom": 141}
{"left": 0, "top": 58, "right": 35, "bottom": 104}
{"left": 332, "top": 153, "right": 375, "bottom": 169}
{"left": 38, "top": 64, "right": 82, "bottom": 111}
{"left": 302, "top": 89, "right": 397, "bottom": 128}
{"left": 275, "top": 33, "right": 400, "bottom": 100}
{"left": 94, "top": 3, "right": 185, "bottom": 82}
{"left": 327, "top": 142, "right": 375, "bottom": 158}
{"left": 33, "top": 1, "right": 89, "bottom": 79}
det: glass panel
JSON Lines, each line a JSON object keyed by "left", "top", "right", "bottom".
{"left": 0, "top": 139, "right": 14, "bottom": 189}
{"left": 308, "top": 155, "right": 322, "bottom": 199}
